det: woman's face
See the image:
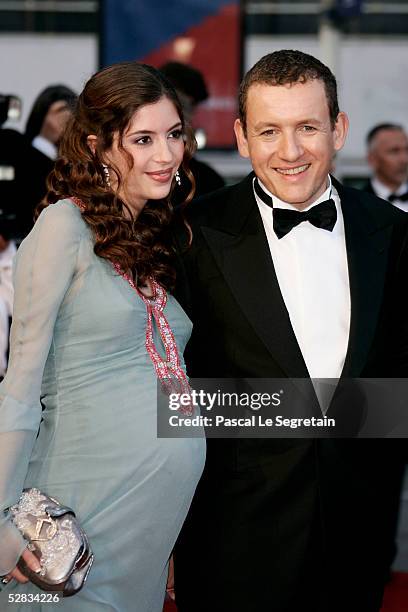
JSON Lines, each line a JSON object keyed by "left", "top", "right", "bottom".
{"left": 105, "top": 97, "right": 185, "bottom": 213}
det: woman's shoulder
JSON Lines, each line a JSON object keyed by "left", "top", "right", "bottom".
{"left": 34, "top": 198, "right": 88, "bottom": 237}
{"left": 38, "top": 198, "right": 84, "bottom": 222}
{"left": 18, "top": 199, "right": 89, "bottom": 257}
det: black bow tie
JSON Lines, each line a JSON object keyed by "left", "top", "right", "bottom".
{"left": 254, "top": 178, "right": 337, "bottom": 239}
{"left": 388, "top": 192, "right": 408, "bottom": 203}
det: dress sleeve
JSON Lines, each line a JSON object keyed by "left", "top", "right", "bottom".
{"left": 0, "top": 202, "right": 84, "bottom": 575}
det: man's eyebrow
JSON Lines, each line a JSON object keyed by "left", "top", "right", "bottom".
{"left": 252, "top": 118, "right": 324, "bottom": 131}
{"left": 126, "top": 121, "right": 182, "bottom": 137}
{"left": 297, "top": 118, "right": 323, "bottom": 125}
{"left": 252, "top": 122, "right": 278, "bottom": 131}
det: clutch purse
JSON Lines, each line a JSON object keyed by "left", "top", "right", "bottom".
{"left": 8, "top": 488, "right": 93, "bottom": 597}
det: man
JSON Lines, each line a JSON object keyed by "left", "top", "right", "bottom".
{"left": 365, "top": 123, "right": 408, "bottom": 211}
{"left": 174, "top": 50, "right": 408, "bottom": 612}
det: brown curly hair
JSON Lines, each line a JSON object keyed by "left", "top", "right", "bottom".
{"left": 39, "top": 61, "right": 196, "bottom": 290}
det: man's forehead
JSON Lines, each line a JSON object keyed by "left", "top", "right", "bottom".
{"left": 245, "top": 79, "right": 329, "bottom": 122}
{"left": 247, "top": 78, "right": 325, "bottom": 96}
{"left": 375, "top": 128, "right": 408, "bottom": 146}
{"left": 377, "top": 128, "right": 408, "bottom": 142}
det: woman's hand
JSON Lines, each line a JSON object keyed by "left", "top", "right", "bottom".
{"left": 2, "top": 548, "right": 42, "bottom": 585}
{"left": 166, "top": 554, "right": 175, "bottom": 601}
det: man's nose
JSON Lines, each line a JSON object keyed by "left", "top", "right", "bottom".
{"left": 278, "top": 133, "right": 304, "bottom": 161}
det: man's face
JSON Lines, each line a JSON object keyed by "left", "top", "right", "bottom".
{"left": 234, "top": 80, "right": 348, "bottom": 210}
{"left": 368, "top": 129, "right": 408, "bottom": 191}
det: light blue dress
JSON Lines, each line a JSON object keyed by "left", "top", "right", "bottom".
{"left": 0, "top": 200, "right": 205, "bottom": 611}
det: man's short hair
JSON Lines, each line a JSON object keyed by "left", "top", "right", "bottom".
{"left": 366, "top": 123, "right": 404, "bottom": 148}
{"left": 238, "top": 49, "right": 339, "bottom": 132}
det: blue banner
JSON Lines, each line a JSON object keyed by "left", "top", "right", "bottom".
{"left": 101, "top": 0, "right": 234, "bottom": 66}
{"left": 335, "top": 0, "right": 363, "bottom": 18}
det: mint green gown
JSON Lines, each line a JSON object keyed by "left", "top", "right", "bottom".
{"left": 0, "top": 200, "right": 205, "bottom": 611}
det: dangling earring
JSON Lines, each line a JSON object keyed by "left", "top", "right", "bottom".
{"left": 102, "top": 163, "right": 111, "bottom": 188}
{"left": 175, "top": 170, "right": 181, "bottom": 186}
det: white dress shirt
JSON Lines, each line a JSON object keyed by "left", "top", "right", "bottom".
{"left": 371, "top": 177, "right": 408, "bottom": 212}
{"left": 254, "top": 176, "right": 351, "bottom": 389}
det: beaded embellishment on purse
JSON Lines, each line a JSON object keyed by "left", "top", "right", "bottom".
{"left": 9, "top": 488, "right": 93, "bottom": 597}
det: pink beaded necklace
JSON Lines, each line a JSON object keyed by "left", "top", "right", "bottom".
{"left": 70, "top": 197, "right": 193, "bottom": 415}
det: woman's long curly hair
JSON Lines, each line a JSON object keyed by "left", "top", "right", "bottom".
{"left": 39, "top": 61, "right": 196, "bottom": 290}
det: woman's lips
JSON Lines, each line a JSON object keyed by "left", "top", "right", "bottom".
{"left": 146, "top": 169, "right": 173, "bottom": 183}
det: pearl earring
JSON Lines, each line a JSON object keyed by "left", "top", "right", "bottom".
{"left": 175, "top": 170, "right": 181, "bottom": 186}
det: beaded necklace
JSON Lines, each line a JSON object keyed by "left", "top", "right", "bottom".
{"left": 70, "top": 197, "right": 193, "bottom": 415}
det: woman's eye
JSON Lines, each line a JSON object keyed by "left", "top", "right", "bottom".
{"left": 169, "top": 129, "right": 183, "bottom": 139}
{"left": 135, "top": 135, "right": 151, "bottom": 145}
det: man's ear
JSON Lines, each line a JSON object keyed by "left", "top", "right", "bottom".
{"left": 367, "top": 148, "right": 377, "bottom": 171}
{"left": 333, "top": 112, "right": 349, "bottom": 153}
{"left": 87, "top": 135, "right": 98, "bottom": 156}
{"left": 234, "top": 119, "right": 250, "bottom": 158}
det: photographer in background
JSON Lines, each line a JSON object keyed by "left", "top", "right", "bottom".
{"left": 0, "top": 95, "right": 22, "bottom": 375}
{"left": 0, "top": 94, "right": 32, "bottom": 237}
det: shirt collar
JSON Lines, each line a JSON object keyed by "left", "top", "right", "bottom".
{"left": 0, "top": 240, "right": 16, "bottom": 265}
{"left": 32, "top": 135, "right": 58, "bottom": 160}
{"left": 372, "top": 176, "right": 408, "bottom": 201}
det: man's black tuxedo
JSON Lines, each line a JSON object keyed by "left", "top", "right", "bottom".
{"left": 363, "top": 178, "right": 377, "bottom": 197}
{"left": 173, "top": 173, "right": 408, "bottom": 612}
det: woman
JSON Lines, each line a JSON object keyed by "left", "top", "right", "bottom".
{"left": 0, "top": 62, "right": 205, "bottom": 611}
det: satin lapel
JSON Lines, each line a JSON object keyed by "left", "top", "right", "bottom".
{"left": 200, "top": 176, "right": 309, "bottom": 378}
{"left": 336, "top": 180, "right": 393, "bottom": 377}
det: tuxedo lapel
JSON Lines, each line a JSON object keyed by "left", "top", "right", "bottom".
{"left": 200, "top": 175, "right": 309, "bottom": 378}
{"left": 334, "top": 179, "right": 393, "bottom": 377}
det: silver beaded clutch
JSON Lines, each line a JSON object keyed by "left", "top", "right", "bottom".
{"left": 8, "top": 488, "right": 93, "bottom": 597}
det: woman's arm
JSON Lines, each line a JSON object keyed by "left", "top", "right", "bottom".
{"left": 0, "top": 201, "right": 84, "bottom": 575}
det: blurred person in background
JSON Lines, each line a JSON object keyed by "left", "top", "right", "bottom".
{"left": 23, "top": 85, "right": 77, "bottom": 229}
{"left": 364, "top": 123, "right": 408, "bottom": 211}
{"left": 0, "top": 231, "right": 15, "bottom": 378}
{"left": 0, "top": 96, "right": 24, "bottom": 372}
{"left": 25, "top": 84, "right": 76, "bottom": 163}
{"left": 160, "top": 61, "right": 225, "bottom": 204}
{"left": 364, "top": 128, "right": 408, "bottom": 574}
{"left": 0, "top": 95, "right": 32, "bottom": 238}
